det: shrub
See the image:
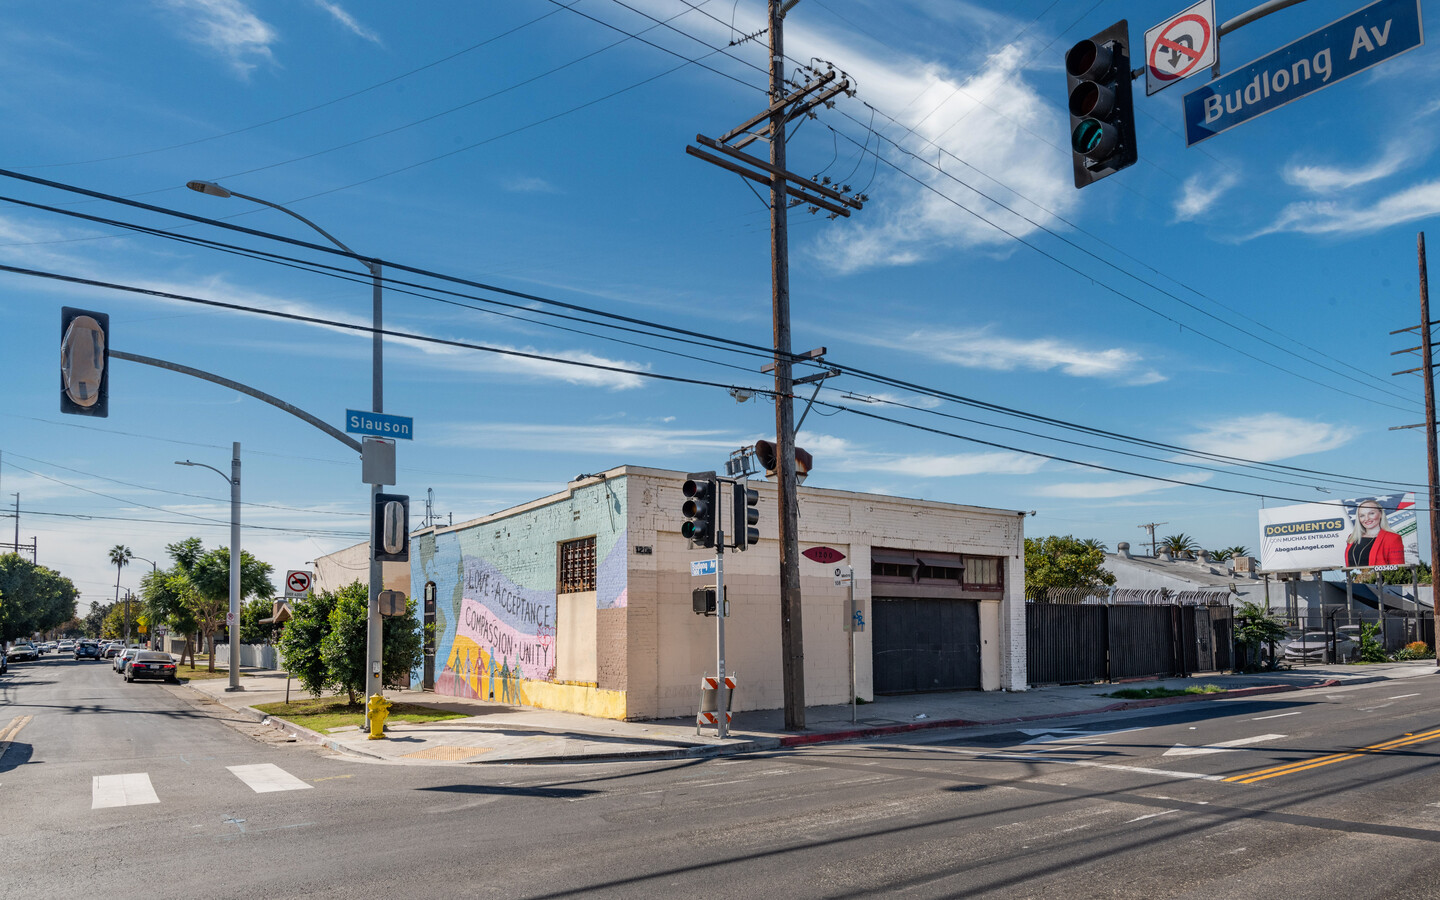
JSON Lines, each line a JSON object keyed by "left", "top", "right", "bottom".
{"left": 1357, "top": 623, "right": 1387, "bottom": 663}
{"left": 1394, "top": 641, "right": 1435, "bottom": 661}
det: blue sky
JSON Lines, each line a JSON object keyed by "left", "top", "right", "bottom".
{"left": 2, "top": 0, "right": 1438, "bottom": 603}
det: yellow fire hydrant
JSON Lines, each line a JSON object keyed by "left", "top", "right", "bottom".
{"left": 366, "top": 693, "right": 391, "bottom": 740}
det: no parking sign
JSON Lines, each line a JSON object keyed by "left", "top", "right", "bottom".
{"left": 1146, "top": 0, "right": 1216, "bottom": 95}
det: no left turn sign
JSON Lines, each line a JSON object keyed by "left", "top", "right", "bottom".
{"left": 285, "top": 570, "right": 313, "bottom": 598}
{"left": 1145, "top": 0, "right": 1216, "bottom": 96}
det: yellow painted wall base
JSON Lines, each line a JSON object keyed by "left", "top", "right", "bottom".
{"left": 521, "top": 679, "right": 628, "bottom": 720}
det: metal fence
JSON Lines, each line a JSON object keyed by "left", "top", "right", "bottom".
{"left": 1269, "top": 608, "right": 1434, "bottom": 665}
{"left": 1027, "top": 600, "right": 1233, "bottom": 686}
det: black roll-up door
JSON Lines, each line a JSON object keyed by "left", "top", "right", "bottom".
{"left": 872, "top": 597, "right": 981, "bottom": 693}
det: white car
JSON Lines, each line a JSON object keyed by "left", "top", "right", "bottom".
{"left": 113, "top": 648, "right": 138, "bottom": 673}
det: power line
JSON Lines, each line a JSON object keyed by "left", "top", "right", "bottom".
{"left": 3, "top": 174, "right": 1420, "bottom": 495}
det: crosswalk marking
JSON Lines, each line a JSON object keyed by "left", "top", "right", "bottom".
{"left": 92, "top": 773, "right": 159, "bottom": 809}
{"left": 228, "top": 763, "right": 313, "bottom": 793}
{"left": 1162, "top": 733, "right": 1286, "bottom": 757}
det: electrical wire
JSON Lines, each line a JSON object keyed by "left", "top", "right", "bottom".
{"left": 3, "top": 172, "right": 1422, "bottom": 496}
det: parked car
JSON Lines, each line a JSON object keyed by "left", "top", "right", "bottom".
{"left": 1282, "top": 631, "right": 1358, "bottom": 664}
{"left": 8, "top": 642, "right": 39, "bottom": 663}
{"left": 57, "top": 640, "right": 74, "bottom": 653}
{"left": 75, "top": 640, "right": 102, "bottom": 660}
{"left": 113, "top": 648, "right": 138, "bottom": 673}
{"left": 101, "top": 642, "right": 123, "bottom": 659}
{"left": 124, "top": 651, "right": 178, "bottom": 683}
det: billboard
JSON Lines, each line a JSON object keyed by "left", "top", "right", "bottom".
{"left": 1258, "top": 493, "right": 1418, "bottom": 572}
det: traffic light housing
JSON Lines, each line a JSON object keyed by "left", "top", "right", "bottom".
{"left": 60, "top": 307, "right": 109, "bottom": 417}
{"left": 373, "top": 493, "right": 410, "bottom": 562}
{"left": 732, "top": 482, "right": 759, "bottom": 550}
{"left": 753, "top": 439, "right": 813, "bottom": 483}
{"left": 681, "top": 478, "right": 716, "bottom": 548}
{"left": 1065, "top": 20, "right": 1138, "bottom": 188}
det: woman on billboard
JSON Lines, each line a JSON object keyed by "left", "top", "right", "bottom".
{"left": 1344, "top": 499, "right": 1406, "bottom": 567}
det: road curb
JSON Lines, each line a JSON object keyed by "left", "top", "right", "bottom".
{"left": 177, "top": 680, "right": 387, "bottom": 760}
{"left": 771, "top": 679, "right": 1347, "bottom": 750}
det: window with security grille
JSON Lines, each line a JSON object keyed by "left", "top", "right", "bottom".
{"left": 558, "top": 537, "right": 597, "bottom": 593}
{"left": 962, "top": 555, "right": 1003, "bottom": 590}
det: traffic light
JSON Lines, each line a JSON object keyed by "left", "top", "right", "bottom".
{"left": 373, "top": 493, "right": 410, "bottom": 562}
{"left": 753, "top": 439, "right": 813, "bottom": 483}
{"left": 732, "top": 482, "right": 759, "bottom": 550}
{"left": 60, "top": 307, "right": 109, "bottom": 417}
{"left": 681, "top": 478, "right": 716, "bottom": 548}
{"left": 1065, "top": 20, "right": 1138, "bottom": 188}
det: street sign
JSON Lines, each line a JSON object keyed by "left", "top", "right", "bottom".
{"left": 225, "top": 611, "right": 236, "bottom": 625}
{"left": 802, "top": 546, "right": 846, "bottom": 564}
{"left": 1145, "top": 0, "right": 1216, "bottom": 96}
{"left": 833, "top": 566, "right": 853, "bottom": 586}
{"left": 345, "top": 409, "right": 414, "bottom": 440}
{"left": 690, "top": 559, "right": 717, "bottom": 577}
{"left": 284, "top": 570, "right": 313, "bottom": 599}
{"left": 1184, "top": 0, "right": 1424, "bottom": 145}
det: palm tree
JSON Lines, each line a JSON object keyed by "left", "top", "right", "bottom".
{"left": 1221, "top": 545, "right": 1252, "bottom": 560}
{"left": 1209, "top": 548, "right": 1232, "bottom": 562}
{"left": 1079, "top": 538, "right": 1109, "bottom": 553}
{"left": 108, "top": 544, "right": 132, "bottom": 642}
{"left": 1161, "top": 533, "right": 1199, "bottom": 557}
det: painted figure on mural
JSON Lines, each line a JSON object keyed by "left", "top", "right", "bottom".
{"left": 500, "top": 658, "right": 511, "bottom": 703}
{"left": 1344, "top": 499, "right": 1405, "bottom": 567}
{"left": 487, "top": 650, "right": 497, "bottom": 700}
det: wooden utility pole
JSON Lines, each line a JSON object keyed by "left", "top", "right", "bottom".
{"left": 767, "top": 0, "right": 806, "bottom": 730}
{"left": 1419, "top": 233, "right": 1438, "bottom": 664}
{"left": 1391, "top": 233, "right": 1437, "bottom": 661}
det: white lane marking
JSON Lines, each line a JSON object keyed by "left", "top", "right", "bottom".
{"left": 933, "top": 747, "right": 1224, "bottom": 781}
{"left": 228, "top": 763, "right": 313, "bottom": 794}
{"left": 1019, "top": 727, "right": 1145, "bottom": 745}
{"left": 1126, "top": 809, "right": 1178, "bottom": 824}
{"left": 1253, "top": 712, "right": 1302, "bottom": 720}
{"left": 1389, "top": 693, "right": 1421, "bottom": 700}
{"left": 1162, "top": 734, "right": 1287, "bottom": 758}
{"left": 92, "top": 773, "right": 159, "bottom": 808}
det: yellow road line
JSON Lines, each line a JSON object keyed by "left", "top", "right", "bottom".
{"left": 0, "top": 715, "right": 33, "bottom": 745}
{"left": 1225, "top": 727, "right": 1440, "bottom": 784}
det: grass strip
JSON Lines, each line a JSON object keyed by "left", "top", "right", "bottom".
{"left": 252, "top": 696, "right": 467, "bottom": 732}
{"left": 1104, "top": 684, "right": 1226, "bottom": 700}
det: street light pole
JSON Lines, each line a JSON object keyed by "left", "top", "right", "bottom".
{"left": 187, "top": 179, "right": 384, "bottom": 711}
{"left": 176, "top": 442, "right": 243, "bottom": 692}
{"left": 132, "top": 555, "right": 159, "bottom": 648}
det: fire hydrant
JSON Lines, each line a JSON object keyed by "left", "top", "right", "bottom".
{"left": 366, "top": 693, "right": 391, "bottom": 740}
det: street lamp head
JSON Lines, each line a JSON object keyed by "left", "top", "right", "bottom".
{"left": 186, "top": 180, "right": 232, "bottom": 199}
{"left": 174, "top": 460, "right": 195, "bottom": 467}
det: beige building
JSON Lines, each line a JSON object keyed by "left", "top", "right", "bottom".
{"left": 320, "top": 465, "right": 1028, "bottom": 720}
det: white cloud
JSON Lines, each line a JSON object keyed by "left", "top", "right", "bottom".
{"left": 1176, "top": 414, "right": 1355, "bottom": 463}
{"left": 618, "top": 1, "right": 1071, "bottom": 274}
{"left": 1032, "top": 476, "right": 1199, "bottom": 500}
{"left": 796, "top": 431, "right": 1043, "bottom": 478}
{"left": 437, "top": 423, "right": 736, "bottom": 455}
{"left": 854, "top": 326, "right": 1165, "bottom": 385}
{"left": 1255, "top": 180, "right": 1440, "bottom": 237}
{"left": 157, "top": 0, "right": 277, "bottom": 76}
{"left": 311, "top": 0, "right": 381, "bottom": 44}
{"left": 1173, "top": 171, "right": 1238, "bottom": 222}
{"left": 1282, "top": 141, "right": 1417, "bottom": 193}
{"left": 502, "top": 176, "right": 561, "bottom": 195}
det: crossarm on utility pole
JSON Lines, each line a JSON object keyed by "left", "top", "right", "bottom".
{"left": 111, "top": 350, "right": 363, "bottom": 453}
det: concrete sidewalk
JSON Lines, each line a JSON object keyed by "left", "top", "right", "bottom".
{"left": 182, "top": 661, "right": 1438, "bottom": 766}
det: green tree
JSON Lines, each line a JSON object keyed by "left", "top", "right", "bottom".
{"left": 1079, "top": 538, "right": 1108, "bottom": 552}
{"left": 83, "top": 601, "right": 110, "bottom": 639}
{"left": 169, "top": 538, "right": 275, "bottom": 672}
{"left": 101, "top": 597, "right": 144, "bottom": 641}
{"left": 279, "top": 581, "right": 425, "bottom": 707}
{"left": 1024, "top": 536, "right": 1116, "bottom": 601}
{"left": 0, "top": 553, "right": 80, "bottom": 641}
{"left": 1233, "top": 601, "right": 1289, "bottom": 671}
{"left": 240, "top": 596, "right": 279, "bottom": 645}
{"left": 1161, "top": 533, "right": 1199, "bottom": 556}
{"left": 277, "top": 586, "right": 338, "bottom": 699}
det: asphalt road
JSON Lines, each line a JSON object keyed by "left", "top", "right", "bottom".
{"left": 3, "top": 657, "right": 1438, "bottom": 898}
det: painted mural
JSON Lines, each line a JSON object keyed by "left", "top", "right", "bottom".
{"left": 413, "top": 477, "right": 628, "bottom": 709}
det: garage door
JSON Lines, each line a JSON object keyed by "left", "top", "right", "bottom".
{"left": 872, "top": 597, "right": 980, "bottom": 694}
